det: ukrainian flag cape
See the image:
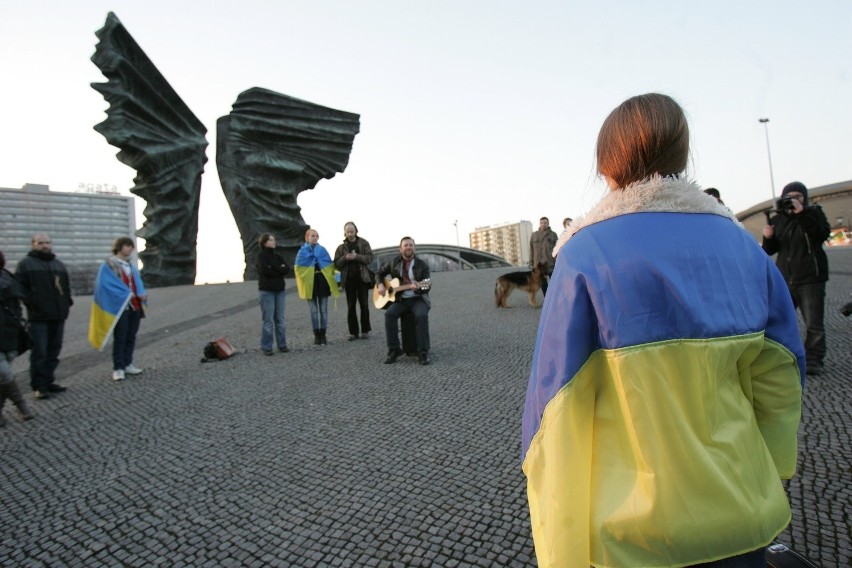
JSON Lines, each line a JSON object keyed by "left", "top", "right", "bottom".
{"left": 294, "top": 243, "right": 339, "bottom": 300}
{"left": 88, "top": 262, "right": 145, "bottom": 350}
{"left": 522, "top": 176, "right": 804, "bottom": 568}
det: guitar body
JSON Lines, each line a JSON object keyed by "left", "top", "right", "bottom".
{"left": 372, "top": 277, "right": 432, "bottom": 310}
{"left": 373, "top": 278, "right": 401, "bottom": 310}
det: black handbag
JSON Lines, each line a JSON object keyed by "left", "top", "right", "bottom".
{"left": 16, "top": 322, "right": 32, "bottom": 355}
{"left": 2, "top": 302, "right": 31, "bottom": 355}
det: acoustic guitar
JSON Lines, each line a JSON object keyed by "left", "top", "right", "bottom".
{"left": 372, "top": 277, "right": 432, "bottom": 309}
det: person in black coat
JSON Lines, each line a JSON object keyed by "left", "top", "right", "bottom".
{"left": 762, "top": 181, "right": 831, "bottom": 375}
{"left": 375, "top": 237, "right": 432, "bottom": 365}
{"left": 15, "top": 233, "right": 73, "bottom": 398}
{"left": 333, "top": 222, "right": 374, "bottom": 340}
{"left": 0, "top": 250, "right": 35, "bottom": 425}
{"left": 255, "top": 234, "right": 289, "bottom": 355}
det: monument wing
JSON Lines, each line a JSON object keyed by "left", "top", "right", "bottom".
{"left": 217, "top": 87, "right": 360, "bottom": 280}
{"left": 91, "top": 12, "right": 208, "bottom": 287}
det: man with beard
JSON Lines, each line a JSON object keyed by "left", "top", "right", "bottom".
{"left": 15, "top": 233, "right": 73, "bottom": 398}
{"left": 376, "top": 237, "right": 432, "bottom": 365}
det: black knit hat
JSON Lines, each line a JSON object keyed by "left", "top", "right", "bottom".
{"left": 781, "top": 181, "right": 808, "bottom": 205}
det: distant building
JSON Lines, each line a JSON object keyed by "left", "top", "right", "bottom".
{"left": 0, "top": 183, "right": 136, "bottom": 295}
{"left": 468, "top": 221, "right": 533, "bottom": 267}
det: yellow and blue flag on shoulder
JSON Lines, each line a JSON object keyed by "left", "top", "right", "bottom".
{"left": 294, "top": 242, "right": 339, "bottom": 300}
{"left": 88, "top": 263, "right": 132, "bottom": 350}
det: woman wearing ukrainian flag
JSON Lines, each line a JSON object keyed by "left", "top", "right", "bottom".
{"left": 522, "top": 94, "right": 804, "bottom": 567}
{"left": 294, "top": 228, "right": 338, "bottom": 345}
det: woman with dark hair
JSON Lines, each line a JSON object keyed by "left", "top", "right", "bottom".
{"left": 255, "top": 233, "right": 289, "bottom": 355}
{"left": 92, "top": 238, "right": 148, "bottom": 381}
{"left": 0, "top": 250, "right": 35, "bottom": 426}
{"left": 333, "top": 222, "right": 374, "bottom": 340}
{"left": 521, "top": 93, "right": 804, "bottom": 567}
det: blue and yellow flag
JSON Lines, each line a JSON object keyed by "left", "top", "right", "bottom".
{"left": 88, "top": 263, "right": 132, "bottom": 350}
{"left": 294, "top": 243, "right": 339, "bottom": 300}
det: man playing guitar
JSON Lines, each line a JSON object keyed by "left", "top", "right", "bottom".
{"left": 376, "top": 237, "right": 432, "bottom": 365}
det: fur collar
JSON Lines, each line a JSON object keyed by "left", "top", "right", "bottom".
{"left": 553, "top": 175, "right": 742, "bottom": 256}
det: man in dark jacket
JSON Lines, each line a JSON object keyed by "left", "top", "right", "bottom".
{"left": 762, "top": 181, "right": 830, "bottom": 375}
{"left": 15, "top": 233, "right": 73, "bottom": 398}
{"left": 376, "top": 237, "right": 432, "bottom": 365}
{"left": 529, "top": 217, "right": 558, "bottom": 296}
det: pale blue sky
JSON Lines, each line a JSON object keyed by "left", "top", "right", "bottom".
{"left": 1, "top": 1, "right": 850, "bottom": 283}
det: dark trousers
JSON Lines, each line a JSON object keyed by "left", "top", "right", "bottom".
{"left": 112, "top": 307, "right": 142, "bottom": 371}
{"left": 385, "top": 297, "right": 430, "bottom": 353}
{"left": 688, "top": 547, "right": 765, "bottom": 567}
{"left": 345, "top": 280, "right": 371, "bottom": 336}
{"left": 790, "top": 282, "right": 826, "bottom": 366}
{"left": 29, "top": 320, "right": 65, "bottom": 391}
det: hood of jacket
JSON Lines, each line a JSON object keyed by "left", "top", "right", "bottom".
{"left": 553, "top": 175, "right": 742, "bottom": 256}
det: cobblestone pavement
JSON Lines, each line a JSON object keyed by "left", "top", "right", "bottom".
{"left": 1, "top": 249, "right": 849, "bottom": 567}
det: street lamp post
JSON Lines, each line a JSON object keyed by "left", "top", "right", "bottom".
{"left": 758, "top": 118, "right": 776, "bottom": 201}
{"left": 454, "top": 220, "right": 461, "bottom": 271}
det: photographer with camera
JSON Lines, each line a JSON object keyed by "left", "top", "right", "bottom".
{"left": 762, "top": 181, "right": 830, "bottom": 375}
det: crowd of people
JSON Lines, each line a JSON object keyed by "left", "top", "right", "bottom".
{"left": 264, "top": 226, "right": 432, "bottom": 365}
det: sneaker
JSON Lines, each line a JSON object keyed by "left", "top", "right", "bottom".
{"left": 33, "top": 390, "right": 51, "bottom": 400}
{"left": 278, "top": 347, "right": 289, "bottom": 353}
{"left": 262, "top": 350, "right": 274, "bottom": 356}
{"left": 124, "top": 364, "right": 143, "bottom": 375}
{"left": 348, "top": 335, "right": 359, "bottom": 341}
{"left": 112, "top": 370, "right": 126, "bottom": 381}
{"left": 45, "top": 384, "right": 67, "bottom": 393}
{"left": 418, "top": 352, "right": 431, "bottom": 366}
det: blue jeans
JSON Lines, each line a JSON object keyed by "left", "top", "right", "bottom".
{"left": 308, "top": 295, "right": 329, "bottom": 331}
{"left": 112, "top": 307, "right": 142, "bottom": 370}
{"left": 789, "top": 282, "right": 826, "bottom": 366}
{"left": 259, "top": 290, "right": 287, "bottom": 351}
{"left": 28, "top": 320, "right": 64, "bottom": 391}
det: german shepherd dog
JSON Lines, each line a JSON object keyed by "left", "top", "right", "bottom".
{"left": 495, "top": 264, "right": 545, "bottom": 308}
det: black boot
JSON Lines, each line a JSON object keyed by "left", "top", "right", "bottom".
{"left": 313, "top": 330, "right": 321, "bottom": 345}
{"left": 0, "top": 383, "right": 6, "bottom": 428}
{"left": 320, "top": 329, "right": 328, "bottom": 345}
{"left": 7, "top": 381, "right": 34, "bottom": 421}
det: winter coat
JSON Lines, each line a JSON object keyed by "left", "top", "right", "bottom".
{"left": 0, "top": 269, "right": 25, "bottom": 352}
{"left": 530, "top": 228, "right": 558, "bottom": 270}
{"left": 256, "top": 248, "right": 289, "bottom": 292}
{"left": 523, "top": 176, "right": 804, "bottom": 567}
{"left": 14, "top": 250, "right": 73, "bottom": 321}
{"left": 333, "top": 237, "right": 374, "bottom": 285}
{"left": 762, "top": 206, "right": 830, "bottom": 285}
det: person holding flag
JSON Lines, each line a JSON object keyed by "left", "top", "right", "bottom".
{"left": 294, "top": 228, "right": 339, "bottom": 345}
{"left": 89, "top": 237, "right": 148, "bottom": 381}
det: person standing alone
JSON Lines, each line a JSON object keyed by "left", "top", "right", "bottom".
{"left": 256, "top": 233, "right": 289, "bottom": 355}
{"left": 529, "top": 217, "right": 558, "bottom": 296}
{"left": 762, "top": 181, "right": 831, "bottom": 375}
{"left": 15, "top": 233, "right": 73, "bottom": 399}
{"left": 333, "top": 222, "right": 374, "bottom": 341}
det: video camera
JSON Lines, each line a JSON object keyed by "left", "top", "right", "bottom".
{"left": 777, "top": 196, "right": 796, "bottom": 215}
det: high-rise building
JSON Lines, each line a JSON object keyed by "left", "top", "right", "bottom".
{"left": 0, "top": 183, "right": 136, "bottom": 295}
{"left": 469, "top": 220, "right": 533, "bottom": 267}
